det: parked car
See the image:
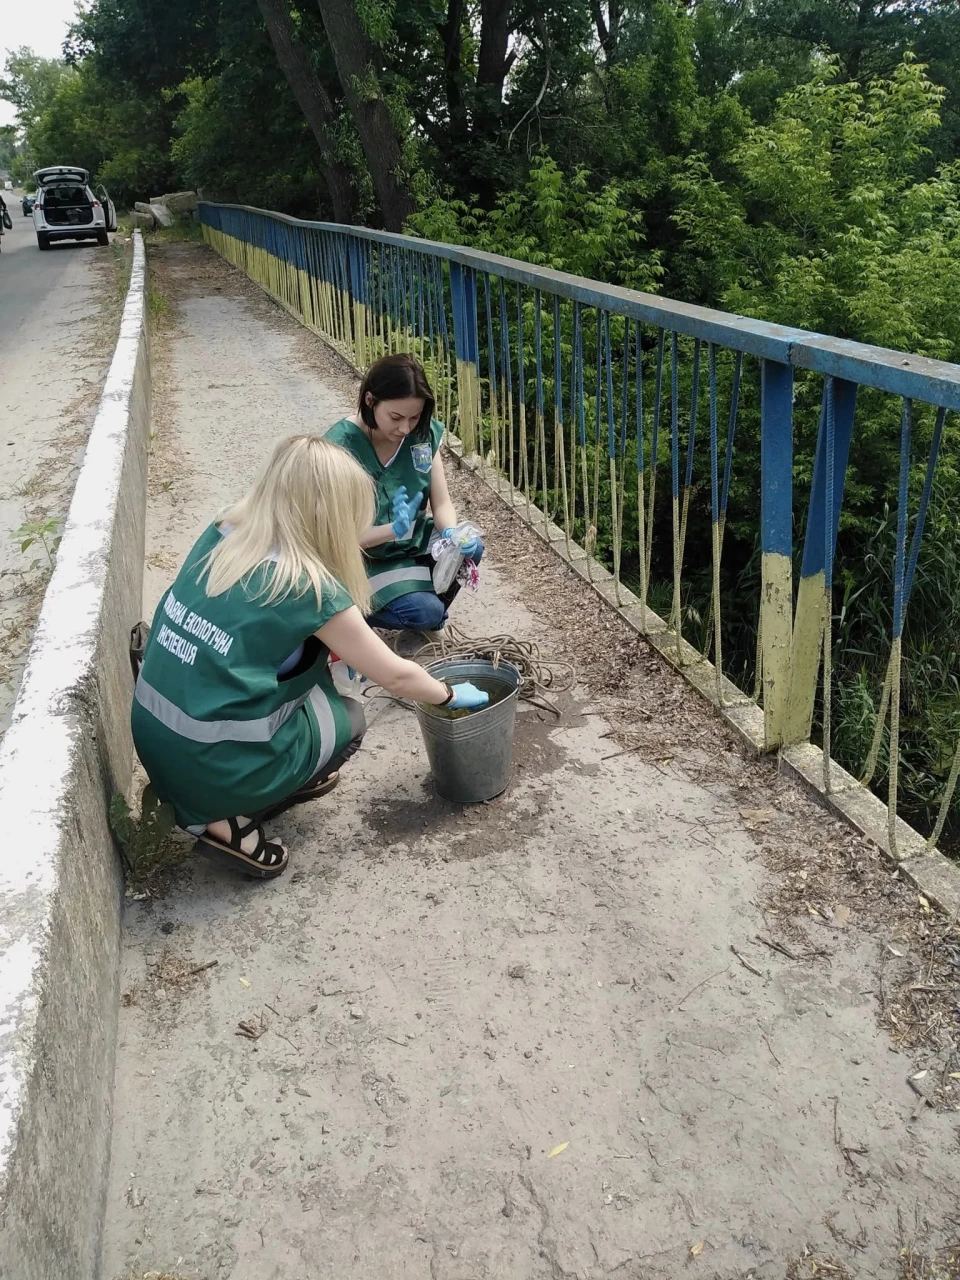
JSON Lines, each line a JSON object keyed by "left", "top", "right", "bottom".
{"left": 21, "top": 193, "right": 35, "bottom": 216}
{"left": 31, "top": 166, "right": 117, "bottom": 250}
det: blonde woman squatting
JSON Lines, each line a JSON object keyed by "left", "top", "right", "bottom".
{"left": 131, "top": 436, "right": 489, "bottom": 879}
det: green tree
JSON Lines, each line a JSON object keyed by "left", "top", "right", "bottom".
{"left": 747, "top": 0, "right": 960, "bottom": 155}
{"left": 675, "top": 58, "right": 960, "bottom": 355}
{"left": 3, "top": 53, "right": 179, "bottom": 203}
{"left": 316, "top": 0, "right": 416, "bottom": 229}
{"left": 672, "top": 56, "right": 960, "bottom": 561}
{"left": 0, "top": 49, "right": 73, "bottom": 133}
{"left": 750, "top": 0, "right": 960, "bottom": 81}
{"left": 255, "top": 0, "right": 356, "bottom": 222}
{"left": 0, "top": 126, "right": 18, "bottom": 174}
{"left": 68, "top": 0, "right": 221, "bottom": 95}
{"left": 170, "top": 0, "right": 369, "bottom": 218}
{"left": 411, "top": 150, "right": 662, "bottom": 288}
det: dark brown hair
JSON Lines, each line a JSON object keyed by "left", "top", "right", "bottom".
{"left": 358, "top": 354, "right": 435, "bottom": 443}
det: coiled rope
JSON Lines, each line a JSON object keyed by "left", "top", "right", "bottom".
{"left": 410, "top": 624, "right": 576, "bottom": 715}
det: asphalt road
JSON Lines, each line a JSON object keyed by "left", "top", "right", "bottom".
{"left": 0, "top": 187, "right": 117, "bottom": 731}
{"left": 0, "top": 183, "right": 102, "bottom": 304}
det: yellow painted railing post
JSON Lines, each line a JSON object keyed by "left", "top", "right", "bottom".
{"left": 784, "top": 378, "right": 857, "bottom": 745}
{"left": 353, "top": 301, "right": 367, "bottom": 370}
{"left": 759, "top": 359, "right": 794, "bottom": 750}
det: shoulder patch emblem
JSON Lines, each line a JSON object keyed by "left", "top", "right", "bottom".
{"left": 411, "top": 442, "right": 433, "bottom": 473}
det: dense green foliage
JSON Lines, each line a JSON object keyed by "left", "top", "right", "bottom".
{"left": 4, "top": 0, "right": 960, "bottom": 842}
{"left": 0, "top": 126, "right": 16, "bottom": 173}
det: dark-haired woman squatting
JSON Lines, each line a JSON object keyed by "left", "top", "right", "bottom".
{"left": 325, "top": 354, "right": 484, "bottom": 633}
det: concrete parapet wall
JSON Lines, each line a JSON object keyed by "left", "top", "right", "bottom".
{"left": 0, "top": 232, "right": 149, "bottom": 1280}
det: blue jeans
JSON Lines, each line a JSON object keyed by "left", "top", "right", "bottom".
{"left": 368, "top": 546, "right": 483, "bottom": 632}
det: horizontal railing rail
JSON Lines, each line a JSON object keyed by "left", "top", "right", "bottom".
{"left": 198, "top": 200, "right": 960, "bottom": 857}
{"left": 199, "top": 202, "right": 960, "bottom": 406}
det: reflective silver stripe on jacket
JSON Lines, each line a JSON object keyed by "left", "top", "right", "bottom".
{"left": 134, "top": 675, "right": 310, "bottom": 743}
{"left": 308, "top": 685, "right": 338, "bottom": 773}
{"left": 367, "top": 564, "right": 432, "bottom": 592}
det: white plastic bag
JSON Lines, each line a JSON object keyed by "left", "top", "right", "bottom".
{"left": 329, "top": 659, "right": 367, "bottom": 697}
{"left": 430, "top": 522, "right": 482, "bottom": 594}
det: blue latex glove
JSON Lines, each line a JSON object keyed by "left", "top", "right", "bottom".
{"left": 391, "top": 486, "right": 409, "bottom": 519}
{"left": 391, "top": 489, "right": 423, "bottom": 539}
{"left": 448, "top": 681, "right": 490, "bottom": 710}
{"left": 443, "top": 527, "right": 484, "bottom": 559}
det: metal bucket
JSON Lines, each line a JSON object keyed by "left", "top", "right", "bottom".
{"left": 416, "top": 658, "right": 521, "bottom": 803}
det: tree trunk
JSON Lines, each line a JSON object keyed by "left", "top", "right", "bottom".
{"left": 255, "top": 0, "right": 356, "bottom": 224}
{"left": 470, "top": 0, "right": 513, "bottom": 165}
{"left": 591, "top": 1, "right": 612, "bottom": 66}
{"left": 477, "top": 0, "right": 512, "bottom": 103}
{"left": 591, "top": 0, "right": 622, "bottom": 66}
{"left": 440, "top": 0, "right": 468, "bottom": 143}
{"left": 846, "top": 0, "right": 879, "bottom": 79}
{"left": 316, "top": 0, "right": 414, "bottom": 231}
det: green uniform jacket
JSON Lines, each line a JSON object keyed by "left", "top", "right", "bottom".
{"left": 131, "top": 525, "right": 355, "bottom": 828}
{"left": 325, "top": 416, "right": 444, "bottom": 608}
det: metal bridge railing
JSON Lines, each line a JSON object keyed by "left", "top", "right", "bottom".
{"left": 198, "top": 200, "right": 960, "bottom": 855}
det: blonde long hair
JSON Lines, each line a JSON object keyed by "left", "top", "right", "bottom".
{"left": 201, "top": 435, "right": 375, "bottom": 613}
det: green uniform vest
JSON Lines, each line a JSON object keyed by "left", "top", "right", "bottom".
{"left": 324, "top": 416, "right": 444, "bottom": 608}
{"left": 131, "top": 525, "right": 355, "bottom": 827}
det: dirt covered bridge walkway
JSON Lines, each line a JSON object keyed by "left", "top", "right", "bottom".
{"left": 103, "top": 239, "right": 960, "bottom": 1280}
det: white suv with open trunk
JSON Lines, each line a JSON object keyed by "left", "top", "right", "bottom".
{"left": 32, "top": 166, "right": 117, "bottom": 250}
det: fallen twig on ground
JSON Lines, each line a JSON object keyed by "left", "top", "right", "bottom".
{"left": 756, "top": 933, "right": 798, "bottom": 960}
{"left": 731, "top": 945, "right": 764, "bottom": 977}
{"left": 676, "top": 967, "right": 728, "bottom": 1011}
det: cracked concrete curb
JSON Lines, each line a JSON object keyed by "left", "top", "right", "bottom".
{"left": 0, "top": 232, "right": 149, "bottom": 1280}
{"left": 446, "top": 439, "right": 960, "bottom": 923}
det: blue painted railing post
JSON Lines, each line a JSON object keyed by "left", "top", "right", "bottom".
{"left": 760, "top": 359, "right": 794, "bottom": 748}
{"left": 785, "top": 378, "right": 857, "bottom": 745}
{"left": 346, "top": 238, "right": 368, "bottom": 369}
{"left": 449, "top": 262, "right": 479, "bottom": 453}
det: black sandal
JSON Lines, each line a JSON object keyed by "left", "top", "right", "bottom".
{"left": 194, "top": 817, "right": 289, "bottom": 880}
{"left": 256, "top": 770, "right": 340, "bottom": 822}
